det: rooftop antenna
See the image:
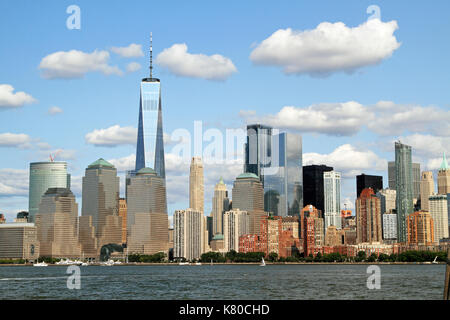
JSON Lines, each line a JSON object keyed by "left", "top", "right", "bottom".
{"left": 150, "top": 32, "right": 153, "bottom": 79}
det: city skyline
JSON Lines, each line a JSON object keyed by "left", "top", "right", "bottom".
{"left": 1, "top": 1, "right": 450, "bottom": 224}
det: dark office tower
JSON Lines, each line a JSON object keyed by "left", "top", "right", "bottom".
{"left": 356, "top": 174, "right": 383, "bottom": 198}
{"left": 303, "top": 165, "right": 334, "bottom": 214}
{"left": 244, "top": 124, "right": 272, "bottom": 185}
{"left": 395, "top": 141, "right": 414, "bottom": 243}
{"left": 135, "top": 33, "right": 166, "bottom": 180}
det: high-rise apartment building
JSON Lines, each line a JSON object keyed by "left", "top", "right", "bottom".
{"left": 429, "top": 194, "right": 449, "bottom": 243}
{"left": 420, "top": 171, "right": 435, "bottom": 211}
{"left": 300, "top": 204, "right": 322, "bottom": 240}
{"left": 81, "top": 159, "right": 121, "bottom": 251}
{"left": 173, "top": 208, "right": 206, "bottom": 261}
{"left": 223, "top": 209, "right": 250, "bottom": 252}
{"left": 127, "top": 168, "right": 168, "bottom": 255}
{"left": 388, "top": 161, "right": 421, "bottom": 200}
{"left": 407, "top": 211, "right": 434, "bottom": 246}
{"left": 438, "top": 153, "right": 450, "bottom": 194}
{"left": 376, "top": 189, "right": 396, "bottom": 214}
{"left": 394, "top": 141, "right": 414, "bottom": 243}
{"left": 356, "top": 174, "right": 383, "bottom": 198}
{"left": 35, "top": 188, "right": 81, "bottom": 258}
{"left": 232, "top": 173, "right": 266, "bottom": 235}
{"left": 324, "top": 171, "right": 341, "bottom": 231}
{"left": 244, "top": 125, "right": 303, "bottom": 217}
{"left": 189, "top": 157, "right": 204, "bottom": 213}
{"left": 382, "top": 212, "right": 397, "bottom": 240}
{"left": 28, "top": 161, "right": 70, "bottom": 222}
{"left": 303, "top": 165, "right": 334, "bottom": 214}
{"left": 212, "top": 178, "right": 230, "bottom": 236}
{"left": 302, "top": 207, "right": 324, "bottom": 257}
{"left": 356, "top": 188, "right": 382, "bottom": 244}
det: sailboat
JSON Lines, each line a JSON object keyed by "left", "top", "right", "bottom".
{"left": 210, "top": 259, "right": 213, "bottom": 266}
{"left": 260, "top": 257, "right": 266, "bottom": 267}
{"left": 432, "top": 256, "right": 438, "bottom": 264}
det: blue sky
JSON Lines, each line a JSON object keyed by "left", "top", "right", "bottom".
{"left": 1, "top": 0, "right": 449, "bottom": 222}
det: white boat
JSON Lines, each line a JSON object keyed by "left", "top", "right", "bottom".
{"left": 432, "top": 256, "right": 438, "bottom": 264}
{"left": 260, "top": 257, "right": 266, "bottom": 267}
{"left": 179, "top": 262, "right": 190, "bottom": 266}
{"left": 195, "top": 262, "right": 202, "bottom": 266}
{"left": 210, "top": 259, "right": 213, "bottom": 266}
{"left": 33, "top": 260, "right": 48, "bottom": 267}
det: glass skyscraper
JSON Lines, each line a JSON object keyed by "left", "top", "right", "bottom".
{"left": 244, "top": 125, "right": 303, "bottom": 217}
{"left": 28, "top": 161, "right": 71, "bottom": 222}
{"left": 395, "top": 141, "right": 414, "bottom": 243}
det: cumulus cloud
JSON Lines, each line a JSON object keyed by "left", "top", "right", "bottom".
{"left": 250, "top": 19, "right": 400, "bottom": 76}
{"left": 39, "top": 50, "right": 123, "bottom": 79}
{"left": 110, "top": 43, "right": 144, "bottom": 58}
{"left": 108, "top": 154, "right": 135, "bottom": 172}
{"left": 48, "top": 106, "right": 63, "bottom": 115}
{"left": 0, "top": 84, "right": 37, "bottom": 109}
{"left": 303, "top": 144, "right": 387, "bottom": 178}
{"left": 126, "top": 62, "right": 142, "bottom": 73}
{"left": 0, "top": 169, "right": 28, "bottom": 197}
{"left": 240, "top": 101, "right": 450, "bottom": 137}
{"left": 85, "top": 125, "right": 137, "bottom": 147}
{"left": 0, "top": 133, "right": 32, "bottom": 148}
{"left": 156, "top": 43, "right": 237, "bottom": 81}
{"left": 241, "top": 101, "right": 367, "bottom": 136}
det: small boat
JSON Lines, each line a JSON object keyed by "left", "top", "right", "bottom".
{"left": 179, "top": 261, "right": 190, "bottom": 266}
{"left": 195, "top": 262, "right": 202, "bottom": 266}
{"left": 260, "top": 257, "right": 266, "bottom": 267}
{"left": 210, "top": 259, "right": 213, "bottom": 266}
{"left": 100, "top": 259, "right": 114, "bottom": 266}
{"left": 432, "top": 256, "right": 438, "bottom": 264}
{"left": 33, "top": 259, "right": 48, "bottom": 267}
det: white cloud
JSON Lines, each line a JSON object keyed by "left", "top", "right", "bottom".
{"left": 0, "top": 133, "right": 32, "bottom": 148}
{"left": 126, "top": 62, "right": 142, "bottom": 73}
{"left": 39, "top": 50, "right": 123, "bottom": 79}
{"left": 0, "top": 169, "right": 28, "bottom": 197}
{"left": 111, "top": 43, "right": 144, "bottom": 58}
{"left": 0, "top": 84, "right": 37, "bottom": 109}
{"left": 156, "top": 43, "right": 237, "bottom": 81}
{"left": 303, "top": 144, "right": 387, "bottom": 178}
{"left": 241, "top": 101, "right": 367, "bottom": 136}
{"left": 250, "top": 19, "right": 400, "bottom": 76}
{"left": 85, "top": 125, "right": 137, "bottom": 147}
{"left": 48, "top": 106, "right": 63, "bottom": 115}
{"left": 368, "top": 101, "right": 450, "bottom": 136}
{"left": 108, "top": 154, "right": 135, "bottom": 172}
{"left": 240, "top": 101, "right": 450, "bottom": 137}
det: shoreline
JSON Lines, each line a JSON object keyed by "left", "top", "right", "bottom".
{"left": 0, "top": 261, "right": 445, "bottom": 267}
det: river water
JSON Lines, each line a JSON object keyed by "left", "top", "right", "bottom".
{"left": 0, "top": 264, "right": 445, "bottom": 300}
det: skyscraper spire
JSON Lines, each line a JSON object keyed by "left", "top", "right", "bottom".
{"left": 150, "top": 32, "right": 153, "bottom": 79}
{"left": 441, "top": 152, "right": 449, "bottom": 170}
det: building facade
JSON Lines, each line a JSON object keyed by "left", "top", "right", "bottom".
{"left": 232, "top": 173, "right": 266, "bottom": 235}
{"left": 395, "top": 141, "right": 414, "bottom": 243}
{"left": 324, "top": 171, "right": 341, "bottom": 231}
{"left": 212, "top": 178, "right": 230, "bottom": 236}
{"left": 35, "top": 188, "right": 81, "bottom": 258}
{"left": 420, "top": 171, "right": 435, "bottom": 211}
{"left": 173, "top": 208, "right": 205, "bottom": 261}
{"left": 407, "top": 211, "right": 434, "bottom": 246}
{"left": 223, "top": 209, "right": 250, "bottom": 252}
{"left": 356, "top": 188, "right": 382, "bottom": 244}
{"left": 0, "top": 222, "right": 39, "bottom": 260}
{"left": 438, "top": 153, "right": 450, "bottom": 195}
{"left": 189, "top": 157, "right": 204, "bottom": 213}
{"left": 356, "top": 174, "right": 383, "bottom": 198}
{"left": 126, "top": 168, "right": 169, "bottom": 255}
{"left": 429, "top": 194, "right": 449, "bottom": 243}
{"left": 382, "top": 212, "right": 398, "bottom": 240}
{"left": 28, "top": 161, "right": 70, "bottom": 222}
{"left": 303, "top": 165, "right": 334, "bottom": 214}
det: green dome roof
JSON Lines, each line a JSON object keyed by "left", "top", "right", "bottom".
{"left": 212, "top": 234, "right": 224, "bottom": 240}
{"left": 236, "top": 172, "right": 259, "bottom": 179}
{"left": 88, "top": 158, "right": 114, "bottom": 168}
{"left": 137, "top": 167, "right": 157, "bottom": 175}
